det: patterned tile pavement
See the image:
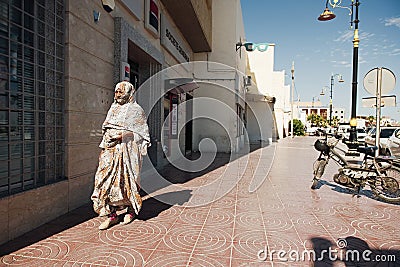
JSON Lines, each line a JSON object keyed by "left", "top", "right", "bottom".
{"left": 1, "top": 136, "right": 399, "bottom": 266}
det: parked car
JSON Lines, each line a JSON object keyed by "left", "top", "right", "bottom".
{"left": 364, "top": 127, "right": 400, "bottom": 155}
{"left": 387, "top": 128, "right": 400, "bottom": 157}
{"left": 306, "top": 126, "right": 318, "bottom": 136}
{"left": 342, "top": 128, "right": 367, "bottom": 143}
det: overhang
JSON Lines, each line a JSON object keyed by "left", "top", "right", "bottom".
{"left": 159, "top": 0, "right": 212, "bottom": 52}
{"left": 165, "top": 78, "right": 199, "bottom": 95}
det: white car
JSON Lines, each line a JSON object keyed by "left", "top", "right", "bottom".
{"left": 306, "top": 126, "right": 319, "bottom": 136}
{"left": 387, "top": 128, "right": 400, "bottom": 157}
{"left": 364, "top": 127, "right": 400, "bottom": 155}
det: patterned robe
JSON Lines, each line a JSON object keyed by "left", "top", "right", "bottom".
{"left": 91, "top": 98, "right": 150, "bottom": 217}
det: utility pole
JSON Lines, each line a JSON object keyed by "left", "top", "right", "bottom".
{"left": 330, "top": 75, "right": 334, "bottom": 125}
{"left": 291, "top": 61, "right": 295, "bottom": 138}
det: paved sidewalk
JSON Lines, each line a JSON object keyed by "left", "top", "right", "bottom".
{"left": 1, "top": 136, "right": 399, "bottom": 266}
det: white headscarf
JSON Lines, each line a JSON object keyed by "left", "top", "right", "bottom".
{"left": 102, "top": 81, "right": 150, "bottom": 144}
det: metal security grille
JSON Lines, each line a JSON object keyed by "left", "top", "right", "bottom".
{"left": 0, "top": 0, "right": 65, "bottom": 197}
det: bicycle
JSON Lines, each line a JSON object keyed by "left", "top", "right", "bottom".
{"left": 312, "top": 131, "right": 400, "bottom": 204}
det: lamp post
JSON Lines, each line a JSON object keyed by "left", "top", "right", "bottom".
{"left": 291, "top": 62, "right": 295, "bottom": 138}
{"left": 327, "top": 74, "right": 344, "bottom": 125}
{"left": 318, "top": 0, "right": 360, "bottom": 153}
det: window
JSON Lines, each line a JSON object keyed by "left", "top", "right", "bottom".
{"left": 0, "top": 0, "right": 65, "bottom": 197}
{"left": 380, "top": 128, "right": 396, "bottom": 138}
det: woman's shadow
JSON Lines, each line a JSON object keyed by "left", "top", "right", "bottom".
{"left": 310, "top": 236, "right": 400, "bottom": 267}
{"left": 138, "top": 190, "right": 192, "bottom": 220}
{"left": 342, "top": 236, "right": 399, "bottom": 267}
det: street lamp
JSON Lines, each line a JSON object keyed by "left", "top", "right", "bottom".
{"left": 323, "top": 74, "right": 344, "bottom": 125}
{"left": 291, "top": 62, "right": 295, "bottom": 138}
{"left": 318, "top": 0, "right": 360, "bottom": 154}
{"left": 312, "top": 96, "right": 320, "bottom": 108}
{"left": 236, "top": 42, "right": 270, "bottom": 52}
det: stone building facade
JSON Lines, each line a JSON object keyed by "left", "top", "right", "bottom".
{"left": 0, "top": 0, "right": 212, "bottom": 245}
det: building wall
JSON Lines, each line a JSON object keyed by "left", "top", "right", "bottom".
{"left": 247, "top": 45, "right": 290, "bottom": 139}
{"left": 192, "top": 0, "right": 246, "bottom": 153}
{"left": 246, "top": 101, "right": 275, "bottom": 144}
{"left": 192, "top": 80, "right": 237, "bottom": 153}
{"left": 1, "top": 0, "right": 117, "bottom": 245}
{"left": 271, "top": 71, "right": 290, "bottom": 138}
{"left": 65, "top": 0, "right": 117, "bottom": 210}
{"left": 333, "top": 107, "right": 346, "bottom": 123}
{"left": 247, "top": 46, "right": 274, "bottom": 96}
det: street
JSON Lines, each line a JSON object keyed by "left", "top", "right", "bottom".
{"left": 1, "top": 136, "right": 399, "bottom": 266}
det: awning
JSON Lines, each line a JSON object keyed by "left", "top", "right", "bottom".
{"left": 165, "top": 78, "right": 199, "bottom": 94}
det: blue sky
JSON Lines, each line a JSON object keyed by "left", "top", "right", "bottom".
{"left": 241, "top": 0, "right": 400, "bottom": 121}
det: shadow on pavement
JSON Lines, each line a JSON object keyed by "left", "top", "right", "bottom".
{"left": 0, "top": 143, "right": 266, "bottom": 257}
{"left": 310, "top": 236, "right": 400, "bottom": 267}
{"left": 138, "top": 190, "right": 192, "bottom": 220}
{"left": 0, "top": 203, "right": 97, "bottom": 257}
{"left": 312, "top": 179, "right": 400, "bottom": 206}
{"left": 0, "top": 143, "right": 265, "bottom": 257}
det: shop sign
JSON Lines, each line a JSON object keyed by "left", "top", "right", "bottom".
{"left": 160, "top": 14, "right": 191, "bottom": 64}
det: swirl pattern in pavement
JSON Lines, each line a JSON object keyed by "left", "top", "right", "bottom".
{"left": 1, "top": 137, "right": 399, "bottom": 266}
{"left": 64, "top": 245, "right": 144, "bottom": 266}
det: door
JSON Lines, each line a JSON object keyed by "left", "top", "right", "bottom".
{"left": 185, "top": 94, "right": 193, "bottom": 156}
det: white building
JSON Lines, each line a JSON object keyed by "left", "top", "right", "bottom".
{"left": 333, "top": 107, "right": 346, "bottom": 123}
{"left": 247, "top": 45, "right": 291, "bottom": 140}
{"left": 297, "top": 101, "right": 347, "bottom": 125}
{"left": 192, "top": 0, "right": 247, "bottom": 153}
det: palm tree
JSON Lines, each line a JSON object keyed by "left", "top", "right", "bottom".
{"left": 307, "top": 113, "right": 326, "bottom": 127}
{"left": 331, "top": 116, "right": 339, "bottom": 127}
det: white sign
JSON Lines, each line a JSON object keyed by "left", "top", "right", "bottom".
{"left": 363, "top": 67, "right": 396, "bottom": 155}
{"left": 363, "top": 67, "right": 396, "bottom": 95}
{"left": 362, "top": 95, "right": 396, "bottom": 108}
{"left": 160, "top": 14, "right": 191, "bottom": 64}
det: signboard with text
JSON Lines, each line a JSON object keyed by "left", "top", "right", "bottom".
{"left": 160, "top": 14, "right": 191, "bottom": 64}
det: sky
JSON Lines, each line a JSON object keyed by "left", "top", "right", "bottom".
{"left": 240, "top": 0, "right": 400, "bottom": 122}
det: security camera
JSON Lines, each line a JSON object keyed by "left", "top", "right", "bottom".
{"left": 101, "top": 0, "right": 115, "bottom": 13}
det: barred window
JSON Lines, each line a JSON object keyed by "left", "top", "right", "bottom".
{"left": 0, "top": 0, "right": 65, "bottom": 197}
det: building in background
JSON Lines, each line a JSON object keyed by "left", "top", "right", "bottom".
{"left": 297, "top": 101, "right": 347, "bottom": 125}
{"left": 333, "top": 107, "right": 346, "bottom": 123}
{"left": 245, "top": 56, "right": 276, "bottom": 145}
{"left": 247, "top": 44, "right": 291, "bottom": 140}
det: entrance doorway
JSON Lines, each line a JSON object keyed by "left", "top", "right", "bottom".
{"left": 127, "top": 41, "right": 161, "bottom": 168}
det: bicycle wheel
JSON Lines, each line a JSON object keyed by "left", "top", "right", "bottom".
{"left": 373, "top": 167, "right": 400, "bottom": 203}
